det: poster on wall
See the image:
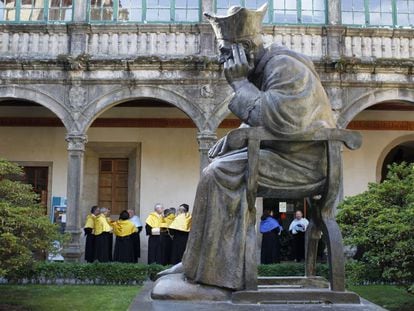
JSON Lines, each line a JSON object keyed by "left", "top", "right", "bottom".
{"left": 48, "top": 196, "right": 67, "bottom": 261}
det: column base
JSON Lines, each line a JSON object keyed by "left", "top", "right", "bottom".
{"left": 62, "top": 244, "right": 83, "bottom": 262}
{"left": 63, "top": 227, "right": 83, "bottom": 262}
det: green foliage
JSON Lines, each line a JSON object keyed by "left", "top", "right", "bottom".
{"left": 0, "top": 158, "right": 67, "bottom": 279}
{"left": 4, "top": 261, "right": 388, "bottom": 285}
{"left": 6, "top": 262, "right": 165, "bottom": 284}
{"left": 337, "top": 162, "right": 414, "bottom": 286}
{"left": 258, "top": 262, "right": 328, "bottom": 279}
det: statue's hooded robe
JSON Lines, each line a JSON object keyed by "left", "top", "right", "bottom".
{"left": 182, "top": 43, "right": 336, "bottom": 290}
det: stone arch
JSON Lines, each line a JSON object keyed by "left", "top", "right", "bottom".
{"left": 338, "top": 89, "right": 414, "bottom": 128}
{"left": 0, "top": 85, "right": 72, "bottom": 130}
{"left": 375, "top": 134, "right": 414, "bottom": 182}
{"left": 82, "top": 85, "right": 205, "bottom": 132}
{"left": 204, "top": 95, "right": 234, "bottom": 133}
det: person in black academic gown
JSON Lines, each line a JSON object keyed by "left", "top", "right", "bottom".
{"left": 169, "top": 204, "right": 192, "bottom": 265}
{"left": 145, "top": 203, "right": 164, "bottom": 264}
{"left": 94, "top": 207, "right": 113, "bottom": 262}
{"left": 128, "top": 209, "right": 143, "bottom": 262}
{"left": 112, "top": 210, "right": 138, "bottom": 263}
{"left": 159, "top": 208, "right": 176, "bottom": 265}
{"left": 84, "top": 205, "right": 99, "bottom": 263}
{"left": 260, "top": 208, "right": 282, "bottom": 264}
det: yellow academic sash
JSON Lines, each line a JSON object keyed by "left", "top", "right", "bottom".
{"left": 94, "top": 214, "right": 112, "bottom": 235}
{"left": 168, "top": 213, "right": 192, "bottom": 232}
{"left": 111, "top": 220, "right": 137, "bottom": 237}
{"left": 146, "top": 212, "right": 162, "bottom": 228}
{"left": 84, "top": 214, "right": 95, "bottom": 229}
{"left": 160, "top": 214, "right": 176, "bottom": 228}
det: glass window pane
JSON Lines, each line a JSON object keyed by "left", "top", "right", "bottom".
{"left": 245, "top": 0, "right": 260, "bottom": 9}
{"left": 314, "top": 0, "right": 325, "bottom": 10}
{"left": 354, "top": 12, "right": 365, "bottom": 24}
{"left": 302, "top": 0, "right": 313, "bottom": 10}
{"left": 369, "top": 12, "right": 381, "bottom": 24}
{"left": 342, "top": 11, "right": 353, "bottom": 24}
{"left": 273, "top": 0, "right": 285, "bottom": 10}
{"left": 2, "top": 0, "right": 15, "bottom": 21}
{"left": 342, "top": 1, "right": 352, "bottom": 11}
{"left": 381, "top": 12, "right": 393, "bottom": 24}
{"left": 397, "top": 1, "right": 409, "bottom": 13}
{"left": 285, "top": 1, "right": 296, "bottom": 10}
{"left": 353, "top": 0, "right": 365, "bottom": 11}
{"left": 175, "top": 0, "right": 187, "bottom": 7}
{"left": 397, "top": 13, "right": 410, "bottom": 25}
{"left": 49, "top": 0, "right": 73, "bottom": 21}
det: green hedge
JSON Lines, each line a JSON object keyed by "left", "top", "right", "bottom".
{"left": 6, "top": 262, "right": 165, "bottom": 285}
{"left": 4, "top": 261, "right": 382, "bottom": 285}
{"left": 258, "top": 262, "right": 329, "bottom": 279}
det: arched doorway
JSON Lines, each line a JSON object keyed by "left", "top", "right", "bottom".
{"left": 0, "top": 98, "right": 69, "bottom": 216}
{"left": 380, "top": 141, "right": 414, "bottom": 181}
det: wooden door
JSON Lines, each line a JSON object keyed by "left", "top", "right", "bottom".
{"left": 98, "top": 158, "right": 129, "bottom": 215}
{"left": 22, "top": 166, "right": 49, "bottom": 213}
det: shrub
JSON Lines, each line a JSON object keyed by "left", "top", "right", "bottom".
{"left": 5, "top": 262, "right": 165, "bottom": 285}
{"left": 4, "top": 261, "right": 383, "bottom": 285}
{"left": 337, "top": 162, "right": 414, "bottom": 287}
{"left": 0, "top": 159, "right": 68, "bottom": 280}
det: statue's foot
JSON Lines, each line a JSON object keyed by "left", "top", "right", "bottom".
{"left": 151, "top": 273, "right": 232, "bottom": 301}
{"left": 156, "top": 262, "right": 184, "bottom": 278}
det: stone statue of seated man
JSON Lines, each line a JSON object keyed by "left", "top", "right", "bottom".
{"left": 152, "top": 3, "right": 336, "bottom": 300}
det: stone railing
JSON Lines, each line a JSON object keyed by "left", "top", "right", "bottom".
{"left": 342, "top": 28, "right": 414, "bottom": 60}
{"left": 87, "top": 25, "right": 206, "bottom": 57}
{"left": 0, "top": 25, "right": 69, "bottom": 58}
{"left": 0, "top": 24, "right": 413, "bottom": 62}
{"left": 262, "top": 26, "right": 325, "bottom": 60}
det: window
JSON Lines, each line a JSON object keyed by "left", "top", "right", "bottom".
{"left": 215, "top": 0, "right": 326, "bottom": 24}
{"left": 89, "top": 0, "right": 200, "bottom": 22}
{"left": 396, "top": 0, "right": 414, "bottom": 26}
{"left": 342, "top": 0, "right": 414, "bottom": 27}
{"left": 0, "top": 0, "right": 72, "bottom": 22}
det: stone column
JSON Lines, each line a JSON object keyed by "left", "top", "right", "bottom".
{"left": 325, "top": 0, "right": 345, "bottom": 61}
{"left": 201, "top": 0, "right": 214, "bottom": 16}
{"left": 63, "top": 133, "right": 87, "bottom": 262}
{"left": 197, "top": 131, "right": 217, "bottom": 173}
{"left": 327, "top": 0, "right": 341, "bottom": 25}
{"left": 73, "top": 0, "right": 87, "bottom": 22}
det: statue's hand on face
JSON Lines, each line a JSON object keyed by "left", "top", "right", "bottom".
{"left": 224, "top": 44, "right": 253, "bottom": 88}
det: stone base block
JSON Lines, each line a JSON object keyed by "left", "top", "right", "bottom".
{"left": 258, "top": 276, "right": 329, "bottom": 288}
{"left": 232, "top": 288, "right": 361, "bottom": 304}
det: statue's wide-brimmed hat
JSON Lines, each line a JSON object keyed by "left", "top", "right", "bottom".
{"left": 204, "top": 3, "right": 268, "bottom": 42}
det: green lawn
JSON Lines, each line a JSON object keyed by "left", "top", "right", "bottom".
{"left": 349, "top": 285, "right": 414, "bottom": 311}
{"left": 0, "top": 285, "right": 141, "bottom": 311}
{"left": 1, "top": 284, "right": 413, "bottom": 311}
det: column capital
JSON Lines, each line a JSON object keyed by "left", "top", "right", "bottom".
{"left": 66, "top": 134, "right": 88, "bottom": 151}
{"left": 197, "top": 131, "right": 217, "bottom": 172}
{"left": 197, "top": 132, "right": 217, "bottom": 150}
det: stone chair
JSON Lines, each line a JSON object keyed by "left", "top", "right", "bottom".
{"left": 225, "top": 126, "right": 362, "bottom": 292}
